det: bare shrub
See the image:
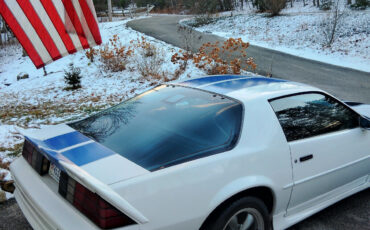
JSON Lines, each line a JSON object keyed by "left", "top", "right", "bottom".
{"left": 351, "top": 0, "right": 369, "bottom": 9}
{"left": 320, "top": 0, "right": 346, "bottom": 47}
{"left": 173, "top": 25, "right": 200, "bottom": 77}
{"left": 188, "top": 15, "right": 217, "bottom": 27}
{"left": 132, "top": 36, "right": 158, "bottom": 58}
{"left": 172, "top": 38, "right": 256, "bottom": 75}
{"left": 131, "top": 37, "right": 166, "bottom": 81}
{"left": 85, "top": 47, "right": 98, "bottom": 62}
{"left": 253, "top": 0, "right": 268, "bottom": 12}
{"left": 99, "top": 35, "right": 133, "bottom": 72}
{"left": 264, "top": 0, "right": 287, "bottom": 16}
{"left": 171, "top": 50, "right": 193, "bottom": 78}
{"left": 320, "top": 0, "right": 333, "bottom": 10}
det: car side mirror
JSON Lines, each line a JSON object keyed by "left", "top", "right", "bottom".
{"left": 359, "top": 116, "right": 370, "bottom": 130}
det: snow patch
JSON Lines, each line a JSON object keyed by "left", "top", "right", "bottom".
{"left": 186, "top": 2, "right": 370, "bottom": 72}
{"left": 0, "top": 17, "right": 210, "bottom": 200}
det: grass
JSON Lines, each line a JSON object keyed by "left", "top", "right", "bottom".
{"left": 0, "top": 95, "right": 126, "bottom": 127}
{"left": 0, "top": 143, "right": 23, "bottom": 159}
{"left": 0, "top": 90, "right": 132, "bottom": 164}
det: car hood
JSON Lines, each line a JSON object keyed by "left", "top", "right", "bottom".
{"left": 21, "top": 124, "right": 149, "bottom": 185}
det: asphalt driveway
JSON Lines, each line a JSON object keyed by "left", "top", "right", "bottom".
{"left": 127, "top": 16, "right": 370, "bottom": 104}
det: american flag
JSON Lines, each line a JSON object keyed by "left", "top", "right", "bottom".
{"left": 0, "top": 0, "right": 102, "bottom": 69}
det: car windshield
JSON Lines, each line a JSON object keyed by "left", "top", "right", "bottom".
{"left": 69, "top": 85, "right": 243, "bottom": 171}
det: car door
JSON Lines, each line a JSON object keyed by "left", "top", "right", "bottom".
{"left": 269, "top": 92, "right": 370, "bottom": 215}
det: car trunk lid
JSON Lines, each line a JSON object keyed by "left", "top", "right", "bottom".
{"left": 21, "top": 124, "right": 149, "bottom": 185}
{"left": 20, "top": 124, "right": 149, "bottom": 225}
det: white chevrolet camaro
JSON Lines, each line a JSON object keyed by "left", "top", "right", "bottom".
{"left": 10, "top": 75, "right": 370, "bottom": 230}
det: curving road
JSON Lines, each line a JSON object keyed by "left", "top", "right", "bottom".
{"left": 127, "top": 15, "right": 370, "bottom": 103}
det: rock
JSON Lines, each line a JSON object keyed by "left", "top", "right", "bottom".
{"left": 1, "top": 181, "right": 15, "bottom": 194}
{"left": 0, "top": 190, "right": 6, "bottom": 203}
{"left": 17, "top": 72, "right": 29, "bottom": 81}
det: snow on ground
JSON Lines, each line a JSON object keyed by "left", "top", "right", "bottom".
{"left": 0, "top": 17, "right": 206, "bottom": 200}
{"left": 185, "top": 1, "right": 370, "bottom": 72}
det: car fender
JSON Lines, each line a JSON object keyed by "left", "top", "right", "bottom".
{"left": 207, "top": 175, "right": 276, "bottom": 215}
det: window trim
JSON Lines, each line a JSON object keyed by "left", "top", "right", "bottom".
{"left": 268, "top": 91, "right": 361, "bottom": 142}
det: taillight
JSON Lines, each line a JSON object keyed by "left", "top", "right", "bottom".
{"left": 59, "top": 172, "right": 136, "bottom": 229}
{"left": 22, "top": 139, "right": 50, "bottom": 175}
{"left": 22, "top": 139, "right": 33, "bottom": 164}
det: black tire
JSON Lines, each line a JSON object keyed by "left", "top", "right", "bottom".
{"left": 204, "top": 197, "right": 271, "bottom": 230}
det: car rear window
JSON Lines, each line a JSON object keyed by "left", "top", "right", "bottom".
{"left": 69, "top": 85, "right": 243, "bottom": 171}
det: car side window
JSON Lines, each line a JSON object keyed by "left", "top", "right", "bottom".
{"left": 270, "top": 93, "right": 359, "bottom": 142}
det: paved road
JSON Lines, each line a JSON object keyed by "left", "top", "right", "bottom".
{"left": 0, "top": 189, "right": 369, "bottom": 230}
{"left": 127, "top": 16, "right": 370, "bottom": 104}
{"left": 0, "top": 199, "right": 32, "bottom": 230}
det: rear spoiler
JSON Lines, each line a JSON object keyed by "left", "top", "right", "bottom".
{"left": 60, "top": 161, "right": 149, "bottom": 224}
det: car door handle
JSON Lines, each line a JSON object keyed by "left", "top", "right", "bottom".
{"left": 300, "top": 154, "right": 313, "bottom": 162}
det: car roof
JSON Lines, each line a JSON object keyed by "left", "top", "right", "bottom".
{"left": 172, "top": 75, "right": 321, "bottom": 102}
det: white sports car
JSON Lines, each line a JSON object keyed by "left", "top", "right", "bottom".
{"left": 10, "top": 75, "right": 370, "bottom": 230}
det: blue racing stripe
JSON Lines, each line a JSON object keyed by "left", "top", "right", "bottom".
{"left": 26, "top": 132, "right": 114, "bottom": 169}
{"left": 42, "top": 131, "right": 91, "bottom": 151}
{"left": 40, "top": 148, "right": 72, "bottom": 170}
{"left": 178, "top": 75, "right": 247, "bottom": 87}
{"left": 202, "top": 77, "right": 286, "bottom": 94}
{"left": 25, "top": 136, "right": 73, "bottom": 171}
{"left": 61, "top": 142, "right": 116, "bottom": 166}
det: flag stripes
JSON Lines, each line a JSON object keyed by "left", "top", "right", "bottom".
{"left": 50, "top": 0, "right": 84, "bottom": 52}
{"left": 5, "top": 0, "right": 52, "bottom": 65}
{"left": 0, "top": 1, "right": 44, "bottom": 67}
{"left": 17, "top": 0, "right": 62, "bottom": 60}
{"left": 62, "top": 0, "right": 90, "bottom": 49}
{"left": 30, "top": 0, "right": 69, "bottom": 56}
{"left": 39, "top": 0, "right": 77, "bottom": 54}
{"left": 0, "top": 0, "right": 102, "bottom": 69}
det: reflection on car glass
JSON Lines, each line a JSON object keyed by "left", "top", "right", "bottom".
{"left": 270, "top": 93, "right": 358, "bottom": 141}
{"left": 70, "top": 85, "right": 242, "bottom": 171}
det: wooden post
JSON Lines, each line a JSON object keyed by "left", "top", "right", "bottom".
{"left": 43, "top": 66, "right": 47, "bottom": 76}
{"left": 107, "top": 0, "right": 112, "bottom": 22}
{"left": 22, "top": 49, "right": 28, "bottom": 57}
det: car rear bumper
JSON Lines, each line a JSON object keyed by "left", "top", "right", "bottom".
{"left": 11, "top": 157, "right": 100, "bottom": 230}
